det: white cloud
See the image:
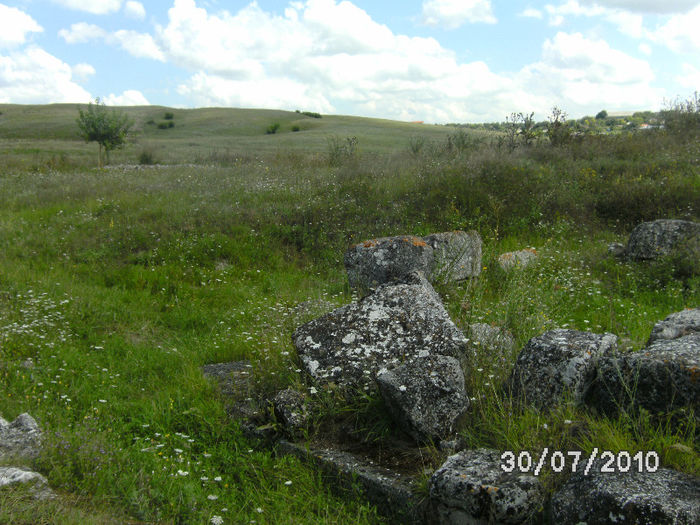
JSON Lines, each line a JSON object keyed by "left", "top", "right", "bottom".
{"left": 58, "top": 23, "right": 107, "bottom": 44}
{"left": 51, "top": 0, "right": 123, "bottom": 15}
{"left": 124, "top": 1, "right": 145, "bottom": 19}
{"left": 0, "top": 4, "right": 43, "bottom": 48}
{"left": 517, "top": 32, "right": 661, "bottom": 115}
{"left": 520, "top": 8, "right": 543, "bottom": 19}
{"left": 420, "top": 0, "right": 497, "bottom": 28}
{"left": 638, "top": 42, "right": 652, "bottom": 55}
{"left": 648, "top": 5, "right": 700, "bottom": 53}
{"left": 111, "top": 31, "right": 165, "bottom": 61}
{"left": 676, "top": 63, "right": 700, "bottom": 89}
{"left": 72, "top": 62, "right": 96, "bottom": 81}
{"left": 0, "top": 46, "right": 91, "bottom": 103}
{"left": 103, "top": 89, "right": 150, "bottom": 105}
{"left": 545, "top": 1, "right": 643, "bottom": 37}
{"left": 579, "top": 0, "right": 700, "bottom": 14}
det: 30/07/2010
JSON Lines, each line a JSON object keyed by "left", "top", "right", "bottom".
{"left": 500, "top": 448, "right": 660, "bottom": 476}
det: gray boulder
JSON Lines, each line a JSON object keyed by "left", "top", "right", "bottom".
{"left": 608, "top": 242, "right": 626, "bottom": 258}
{"left": 293, "top": 273, "right": 469, "bottom": 393}
{"left": 498, "top": 249, "right": 537, "bottom": 271}
{"left": 376, "top": 354, "right": 469, "bottom": 443}
{"left": 648, "top": 308, "right": 700, "bottom": 345}
{"left": 0, "top": 467, "right": 54, "bottom": 500}
{"left": 550, "top": 461, "right": 700, "bottom": 524}
{"left": 429, "top": 448, "right": 545, "bottom": 524}
{"left": 273, "top": 388, "right": 309, "bottom": 436}
{"left": 626, "top": 219, "right": 700, "bottom": 261}
{"left": 507, "top": 329, "right": 618, "bottom": 411}
{"left": 424, "top": 231, "right": 482, "bottom": 282}
{"left": 0, "top": 413, "right": 42, "bottom": 459}
{"left": 582, "top": 332, "right": 700, "bottom": 420}
{"left": 468, "top": 323, "right": 516, "bottom": 357}
{"left": 344, "top": 231, "right": 482, "bottom": 292}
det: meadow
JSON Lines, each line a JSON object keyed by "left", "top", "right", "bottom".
{"left": 0, "top": 103, "right": 698, "bottom": 523}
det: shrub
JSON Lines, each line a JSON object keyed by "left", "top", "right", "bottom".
{"left": 157, "top": 122, "right": 170, "bottom": 129}
{"left": 164, "top": 112, "right": 174, "bottom": 120}
{"left": 302, "top": 111, "right": 322, "bottom": 119}
{"left": 146, "top": 119, "right": 156, "bottom": 125}
{"left": 327, "top": 135, "right": 358, "bottom": 166}
{"left": 661, "top": 92, "right": 700, "bottom": 139}
{"left": 291, "top": 125, "right": 301, "bottom": 132}
{"left": 266, "top": 123, "right": 280, "bottom": 134}
{"left": 546, "top": 106, "right": 572, "bottom": 147}
{"left": 138, "top": 148, "right": 156, "bottom": 165}
{"left": 76, "top": 97, "right": 133, "bottom": 167}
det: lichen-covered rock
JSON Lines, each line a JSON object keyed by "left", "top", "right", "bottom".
{"left": 647, "top": 308, "right": 700, "bottom": 345}
{"left": 376, "top": 354, "right": 469, "bottom": 443}
{"left": 273, "top": 388, "right": 309, "bottom": 436}
{"left": 608, "top": 242, "right": 626, "bottom": 258}
{"left": 344, "top": 231, "right": 482, "bottom": 292}
{"left": 344, "top": 236, "right": 434, "bottom": 292}
{"left": 550, "top": 461, "right": 700, "bottom": 524}
{"left": 293, "top": 273, "right": 469, "bottom": 393}
{"left": 0, "top": 413, "right": 42, "bottom": 459}
{"left": 498, "top": 249, "right": 537, "bottom": 271}
{"left": 626, "top": 219, "right": 700, "bottom": 261}
{"left": 424, "top": 231, "right": 482, "bottom": 282}
{"left": 582, "top": 333, "right": 700, "bottom": 420}
{"left": 507, "top": 329, "right": 618, "bottom": 411}
{"left": 429, "top": 448, "right": 545, "bottom": 524}
{"left": 0, "top": 466, "right": 54, "bottom": 500}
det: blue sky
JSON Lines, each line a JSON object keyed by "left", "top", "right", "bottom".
{"left": 1, "top": 0, "right": 699, "bottom": 122}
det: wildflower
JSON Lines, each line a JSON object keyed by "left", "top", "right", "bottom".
{"left": 214, "top": 476, "right": 222, "bottom": 482}
{"left": 177, "top": 470, "right": 189, "bottom": 476}
{"left": 210, "top": 516, "right": 224, "bottom": 525}
{"left": 284, "top": 480, "right": 292, "bottom": 486}
{"left": 207, "top": 494, "right": 218, "bottom": 500}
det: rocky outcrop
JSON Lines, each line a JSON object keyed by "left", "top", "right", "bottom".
{"left": 0, "top": 413, "right": 42, "bottom": 459}
{"left": 647, "top": 308, "right": 700, "bottom": 344}
{"left": 376, "top": 354, "right": 469, "bottom": 443}
{"left": 626, "top": 219, "right": 700, "bottom": 261}
{"left": 498, "top": 249, "right": 537, "bottom": 271}
{"left": 550, "top": 460, "right": 700, "bottom": 525}
{"left": 344, "top": 231, "right": 482, "bottom": 292}
{"left": 293, "top": 272, "right": 469, "bottom": 393}
{"left": 273, "top": 388, "right": 309, "bottom": 436}
{"left": 582, "top": 332, "right": 700, "bottom": 421}
{"left": 507, "top": 329, "right": 618, "bottom": 411}
{"left": 429, "top": 448, "right": 545, "bottom": 524}
{"left": 0, "top": 467, "right": 54, "bottom": 500}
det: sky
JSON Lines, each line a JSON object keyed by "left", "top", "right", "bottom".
{"left": 0, "top": 0, "right": 699, "bottom": 123}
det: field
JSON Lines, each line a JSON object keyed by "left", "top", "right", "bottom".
{"left": 0, "top": 103, "right": 698, "bottom": 523}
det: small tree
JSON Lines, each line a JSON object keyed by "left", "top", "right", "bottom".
{"left": 77, "top": 98, "right": 133, "bottom": 167}
{"left": 546, "top": 106, "right": 572, "bottom": 147}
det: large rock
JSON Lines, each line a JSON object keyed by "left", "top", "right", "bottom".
{"left": 0, "top": 467, "right": 54, "bottom": 500}
{"left": 468, "top": 323, "right": 516, "bottom": 357}
{"left": 429, "top": 448, "right": 545, "bottom": 524}
{"left": 626, "top": 219, "right": 700, "bottom": 261}
{"left": 648, "top": 308, "right": 700, "bottom": 345}
{"left": 550, "top": 461, "right": 700, "bottom": 524}
{"left": 424, "top": 231, "right": 482, "bottom": 282}
{"left": 0, "top": 413, "right": 42, "bottom": 459}
{"left": 292, "top": 273, "right": 469, "bottom": 393}
{"left": 507, "top": 329, "right": 618, "bottom": 411}
{"left": 376, "top": 354, "right": 469, "bottom": 443}
{"left": 344, "top": 231, "right": 481, "bottom": 292}
{"left": 582, "top": 333, "right": 700, "bottom": 420}
{"left": 273, "top": 388, "right": 309, "bottom": 436}
{"left": 498, "top": 249, "right": 537, "bottom": 271}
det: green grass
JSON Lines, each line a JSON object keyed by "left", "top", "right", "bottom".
{"left": 0, "top": 103, "right": 698, "bottom": 523}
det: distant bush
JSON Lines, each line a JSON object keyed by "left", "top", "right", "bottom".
{"left": 157, "top": 122, "right": 174, "bottom": 129}
{"left": 164, "top": 112, "right": 174, "bottom": 120}
{"left": 661, "top": 92, "right": 700, "bottom": 139}
{"left": 266, "top": 123, "right": 280, "bottom": 134}
{"left": 291, "top": 125, "right": 301, "bottom": 132}
{"left": 138, "top": 148, "right": 156, "bottom": 165}
{"left": 302, "top": 111, "right": 322, "bottom": 119}
{"left": 546, "top": 106, "right": 572, "bottom": 147}
{"left": 146, "top": 119, "right": 156, "bottom": 125}
{"left": 327, "top": 135, "right": 358, "bottom": 166}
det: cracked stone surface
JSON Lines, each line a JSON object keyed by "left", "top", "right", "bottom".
{"left": 293, "top": 273, "right": 470, "bottom": 393}
{"left": 376, "top": 354, "right": 469, "bottom": 443}
{"left": 507, "top": 329, "right": 618, "bottom": 411}
{"left": 625, "top": 219, "right": 700, "bottom": 261}
{"left": 647, "top": 308, "right": 700, "bottom": 345}
{"left": 429, "top": 448, "right": 545, "bottom": 524}
{"left": 550, "top": 460, "right": 700, "bottom": 525}
{"left": 0, "top": 413, "right": 42, "bottom": 459}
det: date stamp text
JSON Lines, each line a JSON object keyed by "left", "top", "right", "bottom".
{"left": 500, "top": 448, "right": 659, "bottom": 476}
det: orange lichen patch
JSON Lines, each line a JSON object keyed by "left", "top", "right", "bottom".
{"left": 525, "top": 248, "right": 538, "bottom": 255}
{"left": 399, "top": 236, "right": 427, "bottom": 247}
{"left": 689, "top": 366, "right": 699, "bottom": 382}
{"left": 501, "top": 253, "right": 514, "bottom": 260}
{"left": 362, "top": 240, "right": 377, "bottom": 248}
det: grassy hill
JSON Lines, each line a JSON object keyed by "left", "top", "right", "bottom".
{"left": 0, "top": 103, "right": 698, "bottom": 524}
{"left": 0, "top": 103, "right": 462, "bottom": 167}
